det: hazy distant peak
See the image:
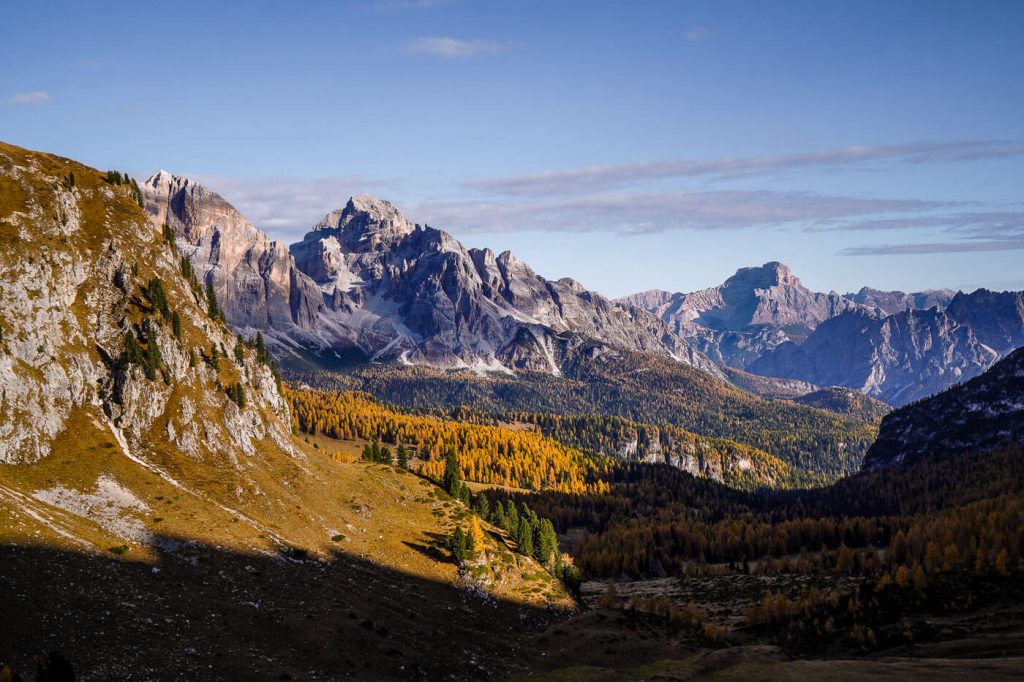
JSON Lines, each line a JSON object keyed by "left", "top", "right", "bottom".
{"left": 725, "top": 261, "right": 800, "bottom": 290}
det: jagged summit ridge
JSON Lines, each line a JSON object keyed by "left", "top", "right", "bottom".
{"left": 287, "top": 194, "right": 713, "bottom": 374}
{"left": 309, "top": 194, "right": 417, "bottom": 246}
{"left": 144, "top": 170, "right": 328, "bottom": 338}
{"left": 748, "top": 307, "right": 998, "bottom": 406}
{"left": 142, "top": 179, "right": 712, "bottom": 376}
{"left": 620, "top": 261, "right": 859, "bottom": 368}
{"left": 726, "top": 261, "right": 801, "bottom": 290}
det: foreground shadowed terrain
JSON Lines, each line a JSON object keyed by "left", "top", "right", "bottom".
{"left": 0, "top": 538, "right": 560, "bottom": 680}
{"left": 5, "top": 538, "right": 1023, "bottom": 682}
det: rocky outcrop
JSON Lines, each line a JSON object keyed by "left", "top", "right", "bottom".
{"left": 845, "top": 286, "right": 957, "bottom": 315}
{"left": 143, "top": 171, "right": 330, "bottom": 346}
{"left": 862, "top": 346, "right": 1024, "bottom": 470}
{"left": 946, "top": 288, "right": 1024, "bottom": 355}
{"left": 747, "top": 308, "right": 998, "bottom": 406}
{"left": 621, "top": 262, "right": 859, "bottom": 368}
{"left": 0, "top": 143, "right": 292, "bottom": 465}
{"left": 288, "top": 195, "right": 707, "bottom": 373}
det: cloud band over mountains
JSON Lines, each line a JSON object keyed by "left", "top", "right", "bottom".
{"left": 206, "top": 140, "right": 1024, "bottom": 256}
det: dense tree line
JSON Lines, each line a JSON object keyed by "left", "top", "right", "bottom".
{"left": 519, "top": 446, "right": 1024, "bottom": 582}
{"left": 284, "top": 388, "right": 611, "bottom": 493}
{"left": 432, "top": 408, "right": 806, "bottom": 489}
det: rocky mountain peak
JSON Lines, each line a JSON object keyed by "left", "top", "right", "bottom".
{"left": 846, "top": 286, "right": 959, "bottom": 315}
{"left": 311, "top": 194, "right": 416, "bottom": 247}
{"left": 726, "top": 261, "right": 800, "bottom": 290}
{"left": 144, "top": 170, "right": 259, "bottom": 246}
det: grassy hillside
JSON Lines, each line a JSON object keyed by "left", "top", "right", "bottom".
{"left": 0, "top": 141, "right": 572, "bottom": 679}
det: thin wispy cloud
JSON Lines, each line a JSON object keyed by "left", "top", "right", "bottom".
{"left": 472, "top": 141, "right": 1024, "bottom": 196}
{"left": 189, "top": 136, "right": 1024, "bottom": 260}
{"left": 827, "top": 211, "right": 1024, "bottom": 236}
{"left": 835, "top": 209, "right": 1024, "bottom": 256}
{"left": 840, "top": 239, "right": 1024, "bottom": 256}
{"left": 407, "top": 37, "right": 510, "bottom": 58}
{"left": 8, "top": 91, "right": 51, "bottom": 106}
{"left": 188, "top": 174, "right": 395, "bottom": 242}
{"left": 685, "top": 26, "right": 710, "bottom": 42}
{"left": 407, "top": 189, "right": 937, "bottom": 236}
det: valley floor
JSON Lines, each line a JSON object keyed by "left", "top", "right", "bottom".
{"left": 515, "top": 574, "right": 1024, "bottom": 681}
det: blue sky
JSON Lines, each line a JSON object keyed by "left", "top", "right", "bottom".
{"left": 2, "top": 0, "right": 1023, "bottom": 297}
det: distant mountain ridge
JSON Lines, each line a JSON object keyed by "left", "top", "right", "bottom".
{"left": 845, "top": 286, "right": 958, "bottom": 315}
{"left": 620, "top": 262, "right": 860, "bottom": 368}
{"left": 626, "top": 264, "right": 1023, "bottom": 406}
{"left": 862, "top": 346, "right": 1024, "bottom": 470}
{"left": 748, "top": 307, "right": 998, "bottom": 406}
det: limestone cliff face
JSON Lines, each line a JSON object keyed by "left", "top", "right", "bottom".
{"left": 620, "top": 262, "right": 859, "bottom": 368}
{"left": 946, "top": 288, "right": 1024, "bottom": 355}
{"left": 289, "top": 195, "right": 708, "bottom": 373}
{"left": 143, "top": 171, "right": 327, "bottom": 341}
{"left": 747, "top": 308, "right": 998, "bottom": 406}
{"left": 0, "top": 143, "right": 292, "bottom": 466}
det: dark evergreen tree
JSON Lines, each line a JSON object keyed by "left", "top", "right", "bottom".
{"left": 123, "top": 329, "right": 143, "bottom": 366}
{"left": 504, "top": 500, "right": 519, "bottom": 534}
{"left": 227, "top": 382, "right": 246, "bottom": 408}
{"left": 442, "top": 448, "right": 461, "bottom": 497}
{"left": 535, "top": 518, "right": 559, "bottom": 567}
{"left": 473, "top": 494, "right": 490, "bottom": 520}
{"left": 396, "top": 443, "right": 410, "bottom": 469}
{"left": 515, "top": 516, "right": 534, "bottom": 557}
{"left": 145, "top": 277, "right": 170, "bottom": 318}
{"left": 206, "top": 280, "right": 221, "bottom": 320}
{"left": 449, "top": 527, "right": 467, "bottom": 563}
{"left": 255, "top": 331, "right": 269, "bottom": 364}
{"left": 234, "top": 336, "right": 245, "bottom": 364}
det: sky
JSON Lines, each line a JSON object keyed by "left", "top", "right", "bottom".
{"left": 2, "top": 0, "right": 1023, "bottom": 297}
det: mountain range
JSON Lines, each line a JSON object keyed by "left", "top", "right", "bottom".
{"left": 625, "top": 264, "right": 1023, "bottom": 406}
{"left": 145, "top": 171, "right": 1024, "bottom": 410}
{"left": 145, "top": 173, "right": 717, "bottom": 379}
{"left": 3, "top": 140, "right": 1024, "bottom": 680}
